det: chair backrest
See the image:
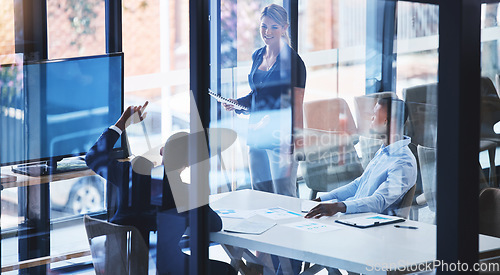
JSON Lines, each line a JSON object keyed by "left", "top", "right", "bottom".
{"left": 303, "top": 98, "right": 357, "bottom": 134}
{"left": 402, "top": 83, "right": 438, "bottom": 106}
{"left": 417, "top": 145, "right": 437, "bottom": 213}
{"left": 301, "top": 98, "right": 363, "bottom": 195}
{"left": 83, "top": 215, "right": 149, "bottom": 275}
{"left": 395, "top": 184, "right": 417, "bottom": 219}
{"left": 353, "top": 92, "right": 398, "bottom": 136}
{"left": 479, "top": 77, "right": 500, "bottom": 141}
{"left": 495, "top": 74, "right": 500, "bottom": 97}
{"left": 479, "top": 188, "right": 500, "bottom": 238}
{"left": 481, "top": 76, "right": 499, "bottom": 98}
{"left": 405, "top": 102, "right": 438, "bottom": 148}
{"left": 402, "top": 83, "right": 438, "bottom": 148}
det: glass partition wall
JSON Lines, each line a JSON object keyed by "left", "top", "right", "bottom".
{"left": 203, "top": 0, "right": 498, "bottom": 274}
{"left": 478, "top": 2, "right": 500, "bottom": 270}
{"left": 205, "top": 0, "right": 445, "bottom": 273}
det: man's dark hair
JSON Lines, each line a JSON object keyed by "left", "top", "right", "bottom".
{"left": 377, "top": 97, "right": 409, "bottom": 124}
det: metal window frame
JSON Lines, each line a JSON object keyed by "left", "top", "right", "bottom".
{"left": 189, "top": 0, "right": 212, "bottom": 273}
{"left": 437, "top": 0, "right": 481, "bottom": 272}
{"left": 7, "top": 1, "right": 121, "bottom": 274}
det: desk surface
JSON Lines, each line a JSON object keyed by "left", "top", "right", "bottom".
{"left": 210, "top": 189, "right": 500, "bottom": 274}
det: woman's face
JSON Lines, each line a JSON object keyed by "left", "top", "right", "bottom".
{"left": 260, "top": 16, "right": 287, "bottom": 46}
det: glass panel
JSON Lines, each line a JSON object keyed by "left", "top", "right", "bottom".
{"left": 396, "top": 2, "right": 439, "bottom": 96}
{"left": 210, "top": 0, "right": 285, "bottom": 194}
{"left": 208, "top": 0, "right": 441, "bottom": 274}
{"left": 47, "top": 0, "right": 106, "bottom": 59}
{"left": 479, "top": 2, "right": 500, "bottom": 251}
{"left": 122, "top": 0, "right": 189, "bottom": 155}
{"left": 120, "top": 0, "right": 192, "bottom": 274}
{"left": 1, "top": 53, "right": 25, "bottom": 272}
{"left": 0, "top": 1, "right": 16, "bottom": 63}
{"left": 479, "top": 2, "right": 500, "bottom": 191}
{"left": 50, "top": 176, "right": 106, "bottom": 217}
{"left": 396, "top": 1, "right": 439, "bottom": 226}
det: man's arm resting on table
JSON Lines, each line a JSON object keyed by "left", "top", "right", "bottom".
{"left": 317, "top": 176, "right": 362, "bottom": 202}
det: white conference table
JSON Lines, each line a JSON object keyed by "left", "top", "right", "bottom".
{"left": 209, "top": 189, "right": 500, "bottom": 274}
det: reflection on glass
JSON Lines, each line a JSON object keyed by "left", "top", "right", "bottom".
{"left": 395, "top": 2, "right": 439, "bottom": 225}
{"left": 0, "top": 55, "right": 123, "bottom": 167}
{"left": 396, "top": 2, "right": 438, "bottom": 97}
{"left": 215, "top": 3, "right": 305, "bottom": 199}
{"left": 0, "top": 0, "right": 16, "bottom": 63}
{"left": 47, "top": 0, "right": 105, "bottom": 59}
{"left": 479, "top": 4, "right": 500, "bottom": 242}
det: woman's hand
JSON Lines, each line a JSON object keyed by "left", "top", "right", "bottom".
{"left": 115, "top": 101, "right": 149, "bottom": 131}
{"left": 222, "top": 99, "right": 239, "bottom": 111}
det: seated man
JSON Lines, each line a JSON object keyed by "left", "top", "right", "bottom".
{"left": 85, "top": 102, "right": 157, "bottom": 243}
{"left": 305, "top": 97, "right": 417, "bottom": 219}
{"left": 86, "top": 102, "right": 235, "bottom": 274}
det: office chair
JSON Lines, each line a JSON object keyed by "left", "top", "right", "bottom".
{"left": 479, "top": 187, "right": 500, "bottom": 238}
{"left": 478, "top": 190, "right": 499, "bottom": 275}
{"left": 402, "top": 82, "right": 438, "bottom": 106}
{"left": 395, "top": 184, "right": 417, "bottom": 219}
{"left": 414, "top": 145, "right": 437, "bottom": 224}
{"left": 299, "top": 98, "right": 363, "bottom": 199}
{"left": 405, "top": 102, "right": 437, "bottom": 148}
{"left": 495, "top": 74, "right": 500, "bottom": 98}
{"left": 480, "top": 77, "right": 500, "bottom": 187}
{"left": 84, "top": 215, "right": 150, "bottom": 275}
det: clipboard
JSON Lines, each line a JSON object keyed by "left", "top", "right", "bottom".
{"left": 208, "top": 89, "right": 248, "bottom": 111}
{"left": 335, "top": 214, "right": 405, "bottom": 228}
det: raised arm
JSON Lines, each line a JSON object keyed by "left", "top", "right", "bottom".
{"left": 85, "top": 102, "right": 149, "bottom": 185}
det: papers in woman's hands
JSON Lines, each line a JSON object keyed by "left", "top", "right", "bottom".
{"left": 208, "top": 90, "right": 248, "bottom": 110}
{"left": 223, "top": 219, "right": 277, "bottom": 235}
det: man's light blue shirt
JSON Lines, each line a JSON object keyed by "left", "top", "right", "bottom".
{"left": 319, "top": 136, "right": 417, "bottom": 215}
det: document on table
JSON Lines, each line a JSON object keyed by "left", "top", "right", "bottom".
{"left": 256, "top": 207, "right": 303, "bottom": 220}
{"left": 284, "top": 220, "right": 342, "bottom": 233}
{"left": 223, "top": 219, "right": 277, "bottom": 234}
{"left": 214, "top": 209, "right": 256, "bottom": 219}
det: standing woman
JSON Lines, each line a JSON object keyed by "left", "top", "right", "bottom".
{"left": 224, "top": 4, "right": 306, "bottom": 198}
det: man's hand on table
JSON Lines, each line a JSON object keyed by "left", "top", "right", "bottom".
{"left": 304, "top": 201, "right": 346, "bottom": 219}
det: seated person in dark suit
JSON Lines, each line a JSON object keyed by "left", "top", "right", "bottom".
{"left": 85, "top": 102, "right": 157, "bottom": 243}
{"left": 85, "top": 102, "right": 235, "bottom": 274}
{"left": 158, "top": 131, "right": 236, "bottom": 275}
{"left": 305, "top": 97, "right": 417, "bottom": 219}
